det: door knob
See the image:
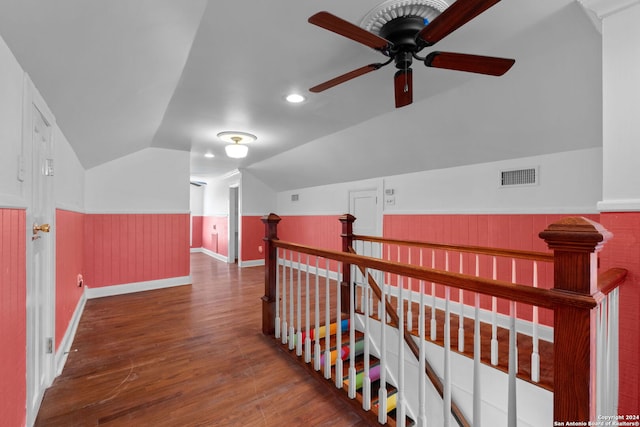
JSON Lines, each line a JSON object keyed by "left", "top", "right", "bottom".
{"left": 33, "top": 223, "right": 51, "bottom": 235}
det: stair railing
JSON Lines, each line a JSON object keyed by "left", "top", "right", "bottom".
{"left": 262, "top": 214, "right": 627, "bottom": 426}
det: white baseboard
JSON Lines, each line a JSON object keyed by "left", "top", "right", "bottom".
{"left": 55, "top": 291, "right": 88, "bottom": 376}
{"left": 190, "top": 247, "right": 202, "bottom": 253}
{"left": 239, "top": 259, "right": 264, "bottom": 268}
{"left": 200, "top": 247, "right": 228, "bottom": 263}
{"left": 86, "top": 275, "right": 192, "bottom": 299}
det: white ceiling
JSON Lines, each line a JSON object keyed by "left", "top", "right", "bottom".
{"left": 0, "top": 0, "right": 602, "bottom": 191}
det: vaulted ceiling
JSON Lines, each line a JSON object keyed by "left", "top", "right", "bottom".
{"left": 0, "top": 0, "right": 602, "bottom": 191}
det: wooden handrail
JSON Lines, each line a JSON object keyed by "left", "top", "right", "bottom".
{"left": 354, "top": 234, "right": 555, "bottom": 262}
{"left": 273, "top": 239, "right": 597, "bottom": 310}
{"left": 597, "top": 268, "right": 628, "bottom": 296}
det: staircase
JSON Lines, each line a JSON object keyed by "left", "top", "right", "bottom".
{"left": 276, "top": 319, "right": 417, "bottom": 427}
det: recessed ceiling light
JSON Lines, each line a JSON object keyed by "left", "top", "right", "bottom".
{"left": 204, "top": 152, "right": 215, "bottom": 158}
{"left": 286, "top": 93, "right": 305, "bottom": 103}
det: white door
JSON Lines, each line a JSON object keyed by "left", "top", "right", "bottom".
{"left": 27, "top": 104, "right": 55, "bottom": 424}
{"left": 349, "top": 189, "right": 380, "bottom": 237}
{"left": 349, "top": 189, "right": 381, "bottom": 257}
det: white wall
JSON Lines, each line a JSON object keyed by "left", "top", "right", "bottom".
{"left": 85, "top": 147, "right": 189, "bottom": 213}
{"left": 54, "top": 126, "right": 85, "bottom": 212}
{"left": 601, "top": 3, "right": 640, "bottom": 210}
{"left": 0, "top": 34, "right": 27, "bottom": 207}
{"left": 277, "top": 177, "right": 383, "bottom": 215}
{"left": 384, "top": 148, "right": 602, "bottom": 214}
{"left": 189, "top": 184, "right": 204, "bottom": 216}
{"left": 241, "top": 169, "right": 276, "bottom": 216}
{"left": 276, "top": 148, "right": 602, "bottom": 215}
{"left": 199, "top": 171, "right": 240, "bottom": 216}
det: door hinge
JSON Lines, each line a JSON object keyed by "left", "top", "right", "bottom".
{"left": 46, "top": 337, "right": 53, "bottom": 354}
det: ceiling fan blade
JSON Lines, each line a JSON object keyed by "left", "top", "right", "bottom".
{"left": 425, "top": 51, "right": 515, "bottom": 76}
{"left": 394, "top": 69, "right": 413, "bottom": 108}
{"left": 310, "top": 64, "right": 382, "bottom": 93}
{"left": 309, "top": 11, "right": 392, "bottom": 51}
{"left": 417, "top": 0, "right": 501, "bottom": 46}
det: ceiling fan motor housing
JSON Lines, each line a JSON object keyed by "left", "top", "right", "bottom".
{"left": 379, "top": 16, "right": 427, "bottom": 69}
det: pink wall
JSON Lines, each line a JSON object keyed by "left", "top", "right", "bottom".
{"left": 84, "top": 214, "right": 190, "bottom": 288}
{"left": 202, "top": 215, "right": 228, "bottom": 256}
{"left": 0, "top": 208, "right": 26, "bottom": 427}
{"left": 599, "top": 212, "right": 640, "bottom": 415}
{"left": 55, "top": 210, "right": 85, "bottom": 350}
{"left": 241, "top": 215, "right": 265, "bottom": 261}
{"left": 191, "top": 215, "right": 203, "bottom": 248}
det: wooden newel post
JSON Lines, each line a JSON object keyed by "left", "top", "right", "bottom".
{"left": 261, "top": 213, "right": 281, "bottom": 335}
{"left": 539, "top": 217, "right": 612, "bottom": 423}
{"left": 339, "top": 214, "right": 356, "bottom": 315}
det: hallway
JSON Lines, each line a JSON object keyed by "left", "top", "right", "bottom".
{"left": 35, "top": 254, "right": 369, "bottom": 426}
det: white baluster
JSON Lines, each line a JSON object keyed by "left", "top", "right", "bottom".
{"left": 304, "top": 255, "right": 311, "bottom": 364}
{"left": 531, "top": 261, "right": 540, "bottom": 383}
{"left": 407, "top": 249, "right": 413, "bottom": 333}
{"left": 282, "top": 250, "right": 288, "bottom": 345}
{"left": 430, "top": 249, "right": 437, "bottom": 342}
{"left": 418, "top": 276, "right": 428, "bottom": 427}
{"left": 348, "top": 262, "right": 357, "bottom": 399}
{"left": 397, "top": 277, "right": 406, "bottom": 427}
{"left": 443, "top": 285, "right": 451, "bottom": 427}
{"left": 324, "top": 258, "right": 331, "bottom": 379}
{"left": 491, "top": 256, "right": 498, "bottom": 366}
{"left": 289, "top": 250, "right": 295, "bottom": 350}
{"left": 473, "top": 255, "right": 482, "bottom": 427}
{"left": 378, "top": 266, "right": 388, "bottom": 424}
{"left": 314, "top": 257, "right": 321, "bottom": 371}
{"left": 296, "top": 252, "right": 302, "bottom": 356}
{"left": 335, "top": 263, "right": 343, "bottom": 387}
{"left": 363, "top": 270, "right": 371, "bottom": 410}
{"left": 507, "top": 300, "right": 517, "bottom": 427}
{"left": 458, "top": 253, "right": 465, "bottom": 353}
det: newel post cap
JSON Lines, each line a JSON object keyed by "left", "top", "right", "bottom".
{"left": 339, "top": 213, "right": 356, "bottom": 223}
{"left": 261, "top": 213, "right": 281, "bottom": 224}
{"left": 539, "top": 216, "right": 612, "bottom": 252}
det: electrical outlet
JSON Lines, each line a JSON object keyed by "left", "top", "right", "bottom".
{"left": 385, "top": 196, "right": 395, "bottom": 206}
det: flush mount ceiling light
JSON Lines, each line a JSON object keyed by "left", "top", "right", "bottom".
{"left": 217, "top": 131, "right": 256, "bottom": 159}
{"left": 204, "top": 152, "right": 215, "bottom": 158}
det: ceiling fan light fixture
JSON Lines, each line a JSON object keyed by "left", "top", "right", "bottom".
{"left": 217, "top": 131, "right": 256, "bottom": 159}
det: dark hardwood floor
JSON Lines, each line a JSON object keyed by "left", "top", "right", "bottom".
{"left": 35, "top": 253, "right": 371, "bottom": 427}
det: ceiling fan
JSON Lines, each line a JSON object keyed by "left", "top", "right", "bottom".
{"left": 308, "top": 0, "right": 515, "bottom": 108}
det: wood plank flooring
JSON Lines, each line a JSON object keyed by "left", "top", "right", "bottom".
{"left": 35, "top": 254, "right": 371, "bottom": 427}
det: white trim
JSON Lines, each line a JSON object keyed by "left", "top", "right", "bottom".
{"left": 54, "top": 291, "right": 87, "bottom": 376}
{"left": 55, "top": 202, "right": 85, "bottom": 213}
{"left": 0, "top": 195, "right": 28, "bottom": 209}
{"left": 200, "top": 247, "right": 228, "bottom": 263}
{"left": 239, "top": 259, "right": 264, "bottom": 268}
{"left": 597, "top": 198, "right": 640, "bottom": 212}
{"left": 190, "top": 247, "right": 202, "bottom": 253}
{"left": 83, "top": 209, "right": 191, "bottom": 215}
{"left": 382, "top": 206, "right": 599, "bottom": 215}
{"left": 85, "top": 276, "right": 192, "bottom": 299}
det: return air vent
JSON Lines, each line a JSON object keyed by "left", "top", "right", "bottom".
{"left": 500, "top": 167, "right": 538, "bottom": 187}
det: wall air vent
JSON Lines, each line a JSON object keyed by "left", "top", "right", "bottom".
{"left": 500, "top": 167, "right": 538, "bottom": 187}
